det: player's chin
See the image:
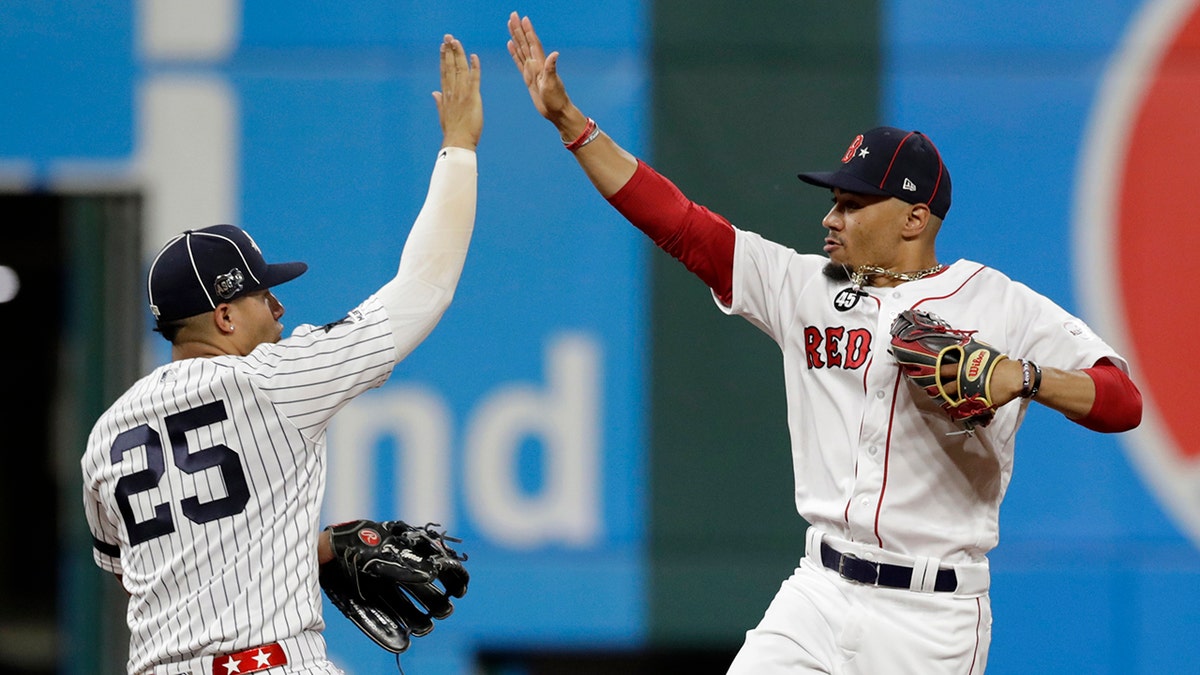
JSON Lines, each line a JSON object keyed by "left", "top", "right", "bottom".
{"left": 822, "top": 260, "right": 852, "bottom": 282}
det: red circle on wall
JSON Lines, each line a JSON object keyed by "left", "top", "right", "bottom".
{"left": 1079, "top": 0, "right": 1200, "bottom": 543}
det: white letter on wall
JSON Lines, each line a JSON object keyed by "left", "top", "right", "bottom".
{"left": 326, "top": 389, "right": 454, "bottom": 527}
{"left": 464, "top": 333, "right": 603, "bottom": 548}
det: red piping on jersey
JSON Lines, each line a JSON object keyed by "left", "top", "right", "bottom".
{"left": 912, "top": 264, "right": 988, "bottom": 308}
{"left": 873, "top": 371, "right": 905, "bottom": 548}
{"left": 874, "top": 263, "right": 983, "bottom": 548}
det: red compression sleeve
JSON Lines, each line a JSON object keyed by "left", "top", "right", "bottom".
{"left": 606, "top": 160, "right": 736, "bottom": 305}
{"left": 1075, "top": 361, "right": 1143, "bottom": 433}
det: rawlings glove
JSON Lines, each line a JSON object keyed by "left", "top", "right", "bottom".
{"left": 889, "top": 308, "right": 1009, "bottom": 429}
{"left": 320, "top": 519, "right": 469, "bottom": 654}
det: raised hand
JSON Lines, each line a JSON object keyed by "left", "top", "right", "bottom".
{"left": 506, "top": 12, "right": 572, "bottom": 124}
{"left": 504, "top": 11, "right": 637, "bottom": 195}
{"left": 433, "top": 34, "right": 483, "bottom": 151}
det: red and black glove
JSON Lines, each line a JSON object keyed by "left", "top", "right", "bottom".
{"left": 889, "top": 308, "right": 1009, "bottom": 429}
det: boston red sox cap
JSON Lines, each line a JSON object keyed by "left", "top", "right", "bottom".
{"left": 147, "top": 224, "right": 307, "bottom": 322}
{"left": 798, "top": 126, "right": 952, "bottom": 219}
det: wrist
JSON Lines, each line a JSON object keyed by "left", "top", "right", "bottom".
{"left": 1018, "top": 359, "right": 1042, "bottom": 399}
{"left": 563, "top": 117, "right": 600, "bottom": 152}
{"left": 318, "top": 528, "right": 335, "bottom": 565}
{"left": 441, "top": 135, "right": 478, "bottom": 152}
{"left": 554, "top": 107, "right": 590, "bottom": 144}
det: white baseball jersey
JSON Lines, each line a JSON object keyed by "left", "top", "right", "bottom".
{"left": 718, "top": 228, "right": 1128, "bottom": 565}
{"left": 82, "top": 147, "right": 477, "bottom": 674}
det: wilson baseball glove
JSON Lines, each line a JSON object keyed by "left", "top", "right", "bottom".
{"left": 320, "top": 519, "right": 469, "bottom": 654}
{"left": 889, "top": 308, "right": 1009, "bottom": 429}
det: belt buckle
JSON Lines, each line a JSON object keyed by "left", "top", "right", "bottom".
{"left": 836, "top": 551, "right": 855, "bottom": 577}
{"left": 837, "top": 551, "right": 881, "bottom": 586}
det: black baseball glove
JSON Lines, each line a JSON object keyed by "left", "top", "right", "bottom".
{"left": 320, "top": 519, "right": 469, "bottom": 654}
{"left": 889, "top": 308, "right": 1009, "bottom": 429}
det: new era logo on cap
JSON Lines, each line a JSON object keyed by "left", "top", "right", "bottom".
{"left": 147, "top": 224, "right": 307, "bottom": 323}
{"left": 798, "top": 126, "right": 952, "bottom": 219}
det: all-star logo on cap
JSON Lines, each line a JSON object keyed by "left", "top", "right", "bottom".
{"left": 214, "top": 268, "right": 245, "bottom": 300}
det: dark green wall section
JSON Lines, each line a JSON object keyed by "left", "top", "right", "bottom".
{"left": 648, "top": 1, "right": 881, "bottom": 647}
{"left": 61, "top": 196, "right": 143, "bottom": 675}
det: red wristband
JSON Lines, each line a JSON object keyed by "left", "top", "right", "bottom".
{"left": 564, "top": 117, "right": 599, "bottom": 152}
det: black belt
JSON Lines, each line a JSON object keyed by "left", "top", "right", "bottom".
{"left": 820, "top": 541, "right": 957, "bottom": 592}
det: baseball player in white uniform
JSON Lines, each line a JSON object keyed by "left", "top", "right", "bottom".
{"left": 81, "top": 34, "right": 481, "bottom": 675}
{"left": 508, "top": 13, "right": 1143, "bottom": 674}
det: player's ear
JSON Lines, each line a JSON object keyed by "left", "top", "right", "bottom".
{"left": 902, "top": 203, "right": 932, "bottom": 239}
{"left": 213, "top": 303, "right": 236, "bottom": 334}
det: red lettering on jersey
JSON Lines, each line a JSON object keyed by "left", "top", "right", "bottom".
{"left": 825, "top": 327, "right": 845, "bottom": 368}
{"left": 805, "top": 326, "right": 825, "bottom": 368}
{"left": 844, "top": 329, "right": 872, "bottom": 369}
{"left": 804, "top": 326, "right": 872, "bottom": 370}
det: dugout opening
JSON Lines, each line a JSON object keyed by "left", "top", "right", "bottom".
{"left": 0, "top": 192, "right": 141, "bottom": 675}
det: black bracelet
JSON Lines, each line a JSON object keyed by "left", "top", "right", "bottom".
{"left": 1018, "top": 359, "right": 1043, "bottom": 399}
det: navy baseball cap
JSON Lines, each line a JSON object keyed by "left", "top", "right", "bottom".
{"left": 147, "top": 224, "right": 307, "bottom": 322}
{"left": 798, "top": 126, "right": 952, "bottom": 219}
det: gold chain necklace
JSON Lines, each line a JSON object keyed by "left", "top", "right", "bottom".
{"left": 850, "top": 263, "right": 945, "bottom": 289}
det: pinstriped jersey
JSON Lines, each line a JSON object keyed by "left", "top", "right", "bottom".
{"left": 718, "top": 230, "right": 1128, "bottom": 565}
{"left": 82, "top": 295, "right": 396, "bottom": 675}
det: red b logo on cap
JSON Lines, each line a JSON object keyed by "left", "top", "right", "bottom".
{"left": 841, "top": 135, "right": 864, "bottom": 163}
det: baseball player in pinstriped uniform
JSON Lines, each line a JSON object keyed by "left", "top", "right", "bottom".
{"left": 81, "top": 34, "right": 481, "bottom": 675}
{"left": 508, "top": 13, "right": 1144, "bottom": 674}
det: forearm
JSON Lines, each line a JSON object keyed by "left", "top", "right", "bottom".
{"left": 1025, "top": 365, "right": 1098, "bottom": 420}
{"left": 377, "top": 147, "right": 477, "bottom": 360}
{"left": 549, "top": 105, "right": 639, "bottom": 198}
{"left": 995, "top": 358, "right": 1141, "bottom": 432}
